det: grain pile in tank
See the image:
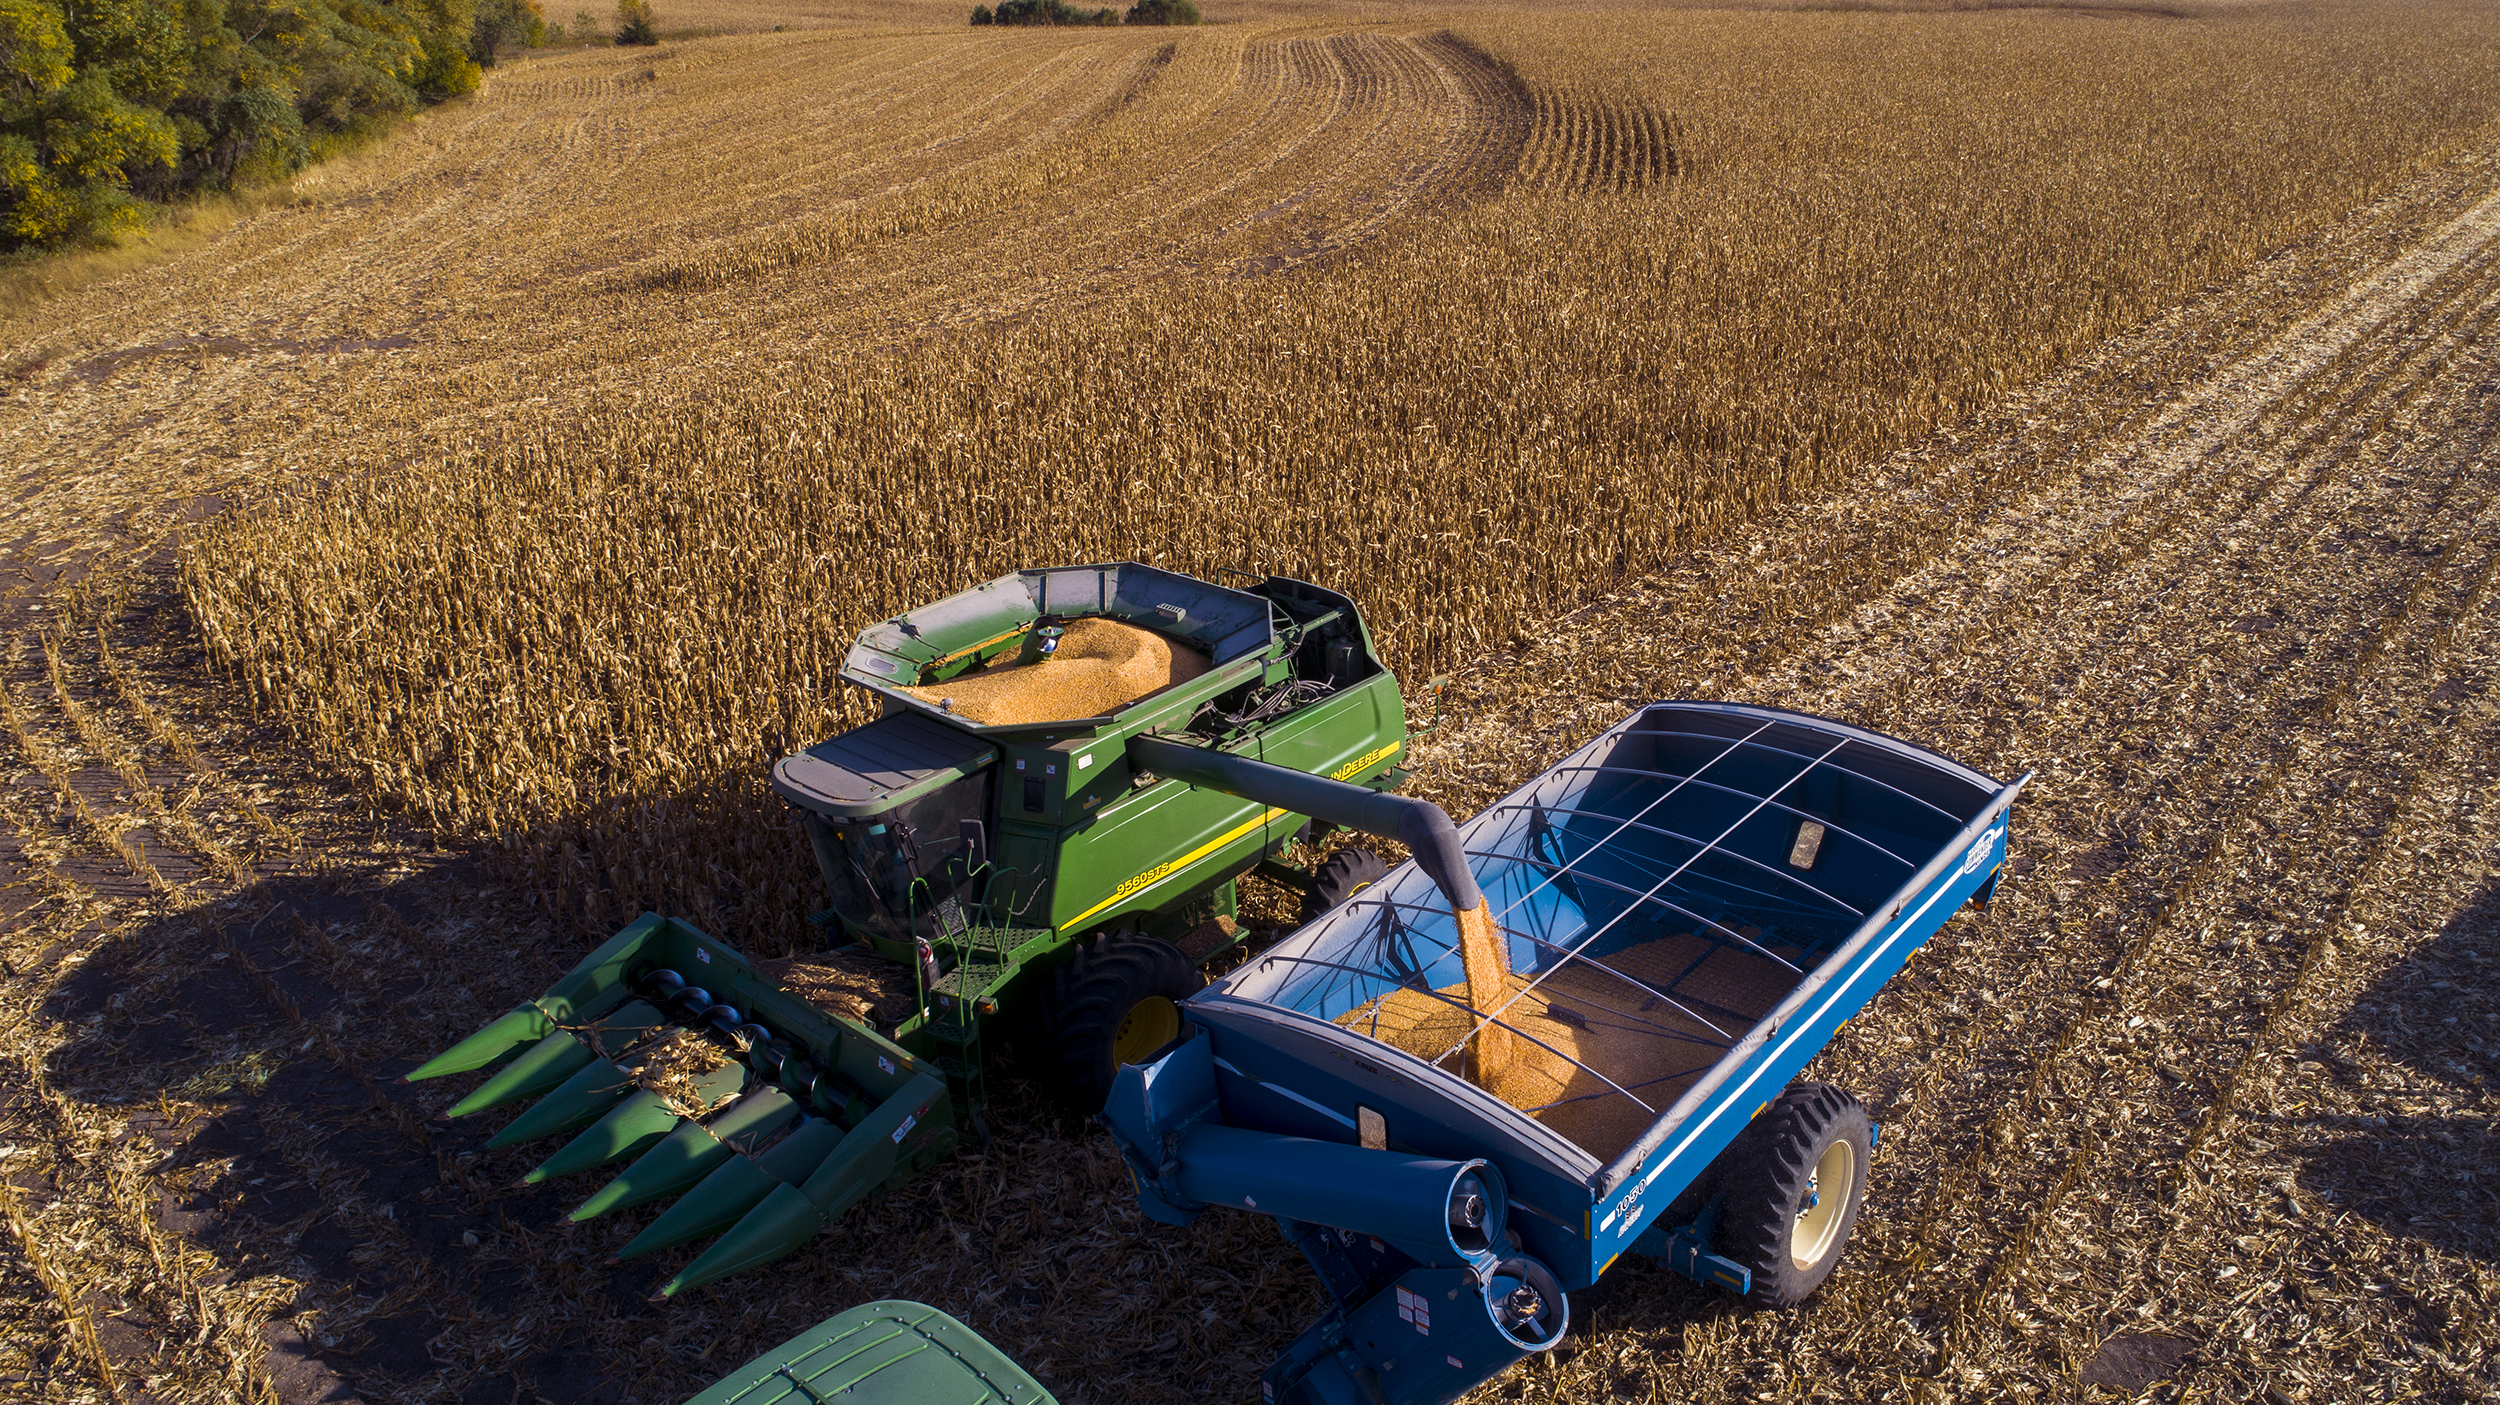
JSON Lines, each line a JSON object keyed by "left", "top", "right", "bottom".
{"left": 1334, "top": 933, "right": 1805, "bottom": 1160}
{"left": 900, "top": 618, "right": 1211, "bottom": 725}
{"left": 1602, "top": 932, "right": 1803, "bottom": 1031}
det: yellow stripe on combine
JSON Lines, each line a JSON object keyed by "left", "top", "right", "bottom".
{"left": 1055, "top": 743, "right": 1400, "bottom": 934}
{"left": 1330, "top": 741, "right": 1401, "bottom": 783}
{"left": 1059, "top": 807, "right": 1291, "bottom": 933}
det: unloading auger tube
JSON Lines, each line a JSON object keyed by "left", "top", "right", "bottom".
{"left": 1127, "top": 733, "right": 1482, "bottom": 914}
{"left": 1126, "top": 733, "right": 1521, "bottom": 1076}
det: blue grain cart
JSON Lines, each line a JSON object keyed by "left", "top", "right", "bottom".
{"left": 1104, "top": 702, "right": 2028, "bottom": 1405}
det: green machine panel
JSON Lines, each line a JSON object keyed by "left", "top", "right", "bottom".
{"left": 685, "top": 1300, "right": 1055, "bottom": 1405}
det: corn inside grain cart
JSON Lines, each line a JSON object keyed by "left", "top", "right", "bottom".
{"left": 1107, "top": 702, "right": 2025, "bottom": 1403}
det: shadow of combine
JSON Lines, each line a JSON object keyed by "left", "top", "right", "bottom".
{"left": 2291, "top": 873, "right": 2498, "bottom": 1263}
{"left": 41, "top": 865, "right": 644, "bottom": 1403}
{"left": 36, "top": 857, "right": 1330, "bottom": 1405}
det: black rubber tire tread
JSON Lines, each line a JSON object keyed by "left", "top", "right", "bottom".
{"left": 1300, "top": 846, "right": 1391, "bottom": 925}
{"left": 1037, "top": 932, "right": 1203, "bottom": 1112}
{"left": 1714, "top": 1080, "right": 1873, "bottom": 1308}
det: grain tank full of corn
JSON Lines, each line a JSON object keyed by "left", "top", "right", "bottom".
{"left": 408, "top": 563, "right": 1462, "bottom": 1295}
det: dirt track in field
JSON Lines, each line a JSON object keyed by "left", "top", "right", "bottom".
{"left": 1, "top": 84, "right": 2496, "bottom": 1405}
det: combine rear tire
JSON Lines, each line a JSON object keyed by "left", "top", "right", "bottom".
{"left": 1715, "top": 1081, "right": 1873, "bottom": 1308}
{"left": 1300, "top": 847, "right": 1390, "bottom": 925}
{"left": 1039, "top": 932, "right": 1203, "bottom": 1112}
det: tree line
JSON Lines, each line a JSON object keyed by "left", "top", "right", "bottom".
{"left": 1, "top": 0, "right": 658, "bottom": 249}
{"left": 970, "top": 0, "right": 1197, "bottom": 27}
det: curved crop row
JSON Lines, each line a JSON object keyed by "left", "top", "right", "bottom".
{"left": 1514, "top": 89, "right": 1682, "bottom": 192}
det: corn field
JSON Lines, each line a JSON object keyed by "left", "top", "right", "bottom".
{"left": 170, "top": 1, "right": 2500, "bottom": 955}
{"left": 5, "top": 3, "right": 2500, "bottom": 1402}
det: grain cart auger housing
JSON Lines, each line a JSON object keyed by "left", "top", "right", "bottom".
{"left": 1105, "top": 704, "right": 2030, "bottom": 1405}
{"left": 408, "top": 564, "right": 1419, "bottom": 1295}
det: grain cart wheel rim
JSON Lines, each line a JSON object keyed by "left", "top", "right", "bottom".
{"left": 1113, "top": 996, "right": 1182, "bottom": 1066}
{"left": 1790, "top": 1138, "right": 1854, "bottom": 1270}
{"left": 1037, "top": 932, "right": 1203, "bottom": 1112}
{"left": 1711, "top": 1081, "right": 1873, "bottom": 1308}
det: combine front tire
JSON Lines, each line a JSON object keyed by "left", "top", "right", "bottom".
{"left": 1300, "top": 847, "right": 1389, "bottom": 925}
{"left": 1716, "top": 1082, "right": 1873, "bottom": 1308}
{"left": 1040, "top": 933, "right": 1202, "bottom": 1112}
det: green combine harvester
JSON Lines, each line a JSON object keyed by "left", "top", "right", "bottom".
{"left": 410, "top": 564, "right": 1445, "bottom": 1295}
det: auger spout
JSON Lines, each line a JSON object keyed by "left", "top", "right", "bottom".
{"left": 1125, "top": 733, "right": 1516, "bottom": 1076}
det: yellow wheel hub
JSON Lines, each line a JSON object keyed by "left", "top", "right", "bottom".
{"left": 1790, "top": 1139, "right": 1854, "bottom": 1270}
{"left": 1113, "top": 995, "right": 1181, "bottom": 1066}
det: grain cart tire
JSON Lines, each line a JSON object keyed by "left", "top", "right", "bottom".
{"left": 1040, "top": 932, "right": 1204, "bottom": 1112}
{"left": 1716, "top": 1082, "right": 1873, "bottom": 1308}
{"left": 1300, "top": 847, "right": 1390, "bottom": 925}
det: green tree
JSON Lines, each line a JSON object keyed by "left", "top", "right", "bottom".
{"left": 1122, "top": 0, "right": 1195, "bottom": 24}
{"left": 1, "top": 0, "right": 178, "bottom": 241}
{"left": 612, "top": 0, "right": 652, "bottom": 44}
{"left": 1, "top": 0, "right": 572, "bottom": 248}
{"left": 982, "top": 0, "right": 1114, "bottom": 24}
{"left": 401, "top": 0, "right": 484, "bottom": 94}
{"left": 469, "top": 0, "right": 542, "bottom": 67}
{"left": 0, "top": 0, "right": 74, "bottom": 101}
